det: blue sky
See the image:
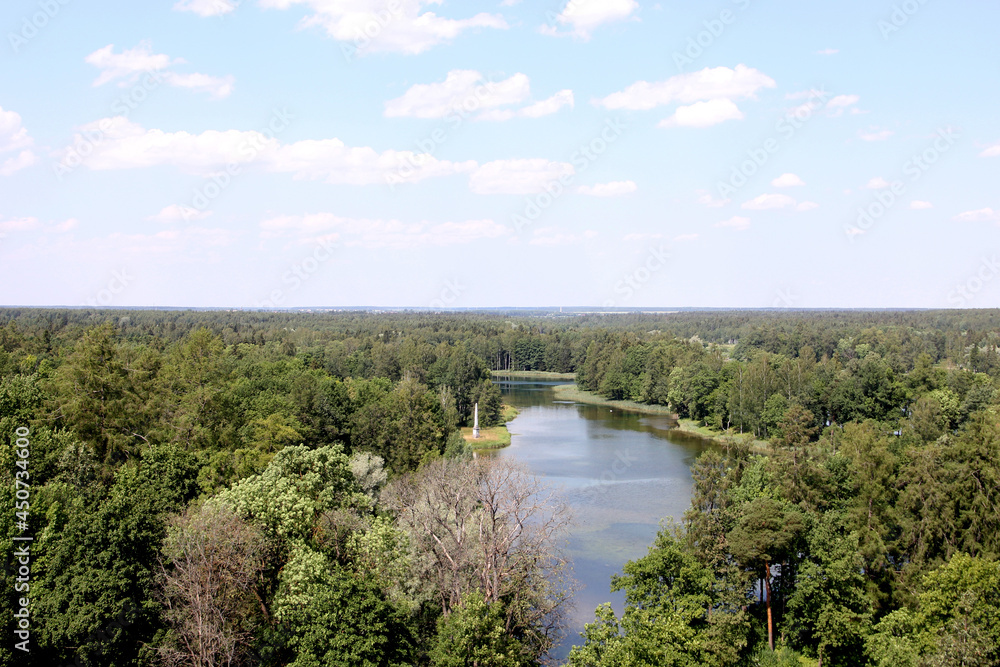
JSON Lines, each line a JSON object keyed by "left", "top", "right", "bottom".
{"left": 1, "top": 0, "right": 998, "bottom": 308}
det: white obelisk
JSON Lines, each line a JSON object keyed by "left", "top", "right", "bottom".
{"left": 472, "top": 402, "right": 480, "bottom": 439}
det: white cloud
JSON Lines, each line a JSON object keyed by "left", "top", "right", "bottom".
{"left": 1, "top": 150, "right": 38, "bottom": 176}
{"left": 149, "top": 205, "right": 213, "bottom": 223}
{"left": 741, "top": 193, "right": 798, "bottom": 210}
{"left": 859, "top": 128, "right": 894, "bottom": 142}
{"left": 57, "top": 117, "right": 475, "bottom": 185}
{"left": 715, "top": 216, "right": 750, "bottom": 230}
{"left": 674, "top": 233, "right": 699, "bottom": 242}
{"left": 529, "top": 227, "right": 597, "bottom": 246}
{"left": 816, "top": 48, "right": 839, "bottom": 55}
{"left": 910, "top": 200, "right": 933, "bottom": 210}
{"left": 980, "top": 142, "right": 1000, "bottom": 157}
{"left": 53, "top": 218, "right": 79, "bottom": 233}
{"left": 385, "top": 70, "right": 529, "bottom": 118}
{"left": 468, "top": 159, "right": 574, "bottom": 194}
{"left": 577, "top": 180, "right": 636, "bottom": 197}
{"left": 260, "top": 213, "right": 510, "bottom": 248}
{"left": 173, "top": 0, "right": 238, "bottom": 16}
{"left": 85, "top": 42, "right": 234, "bottom": 98}
{"left": 596, "top": 65, "right": 775, "bottom": 111}
{"left": 0, "top": 107, "right": 36, "bottom": 175}
{"left": 953, "top": 208, "right": 999, "bottom": 223}
{"left": 516, "top": 90, "right": 574, "bottom": 118}
{"left": 696, "top": 190, "right": 730, "bottom": 207}
{"left": 771, "top": 173, "right": 805, "bottom": 188}
{"left": 542, "top": 0, "right": 638, "bottom": 39}
{"left": 796, "top": 201, "right": 819, "bottom": 211}
{"left": 864, "top": 177, "right": 890, "bottom": 190}
{"left": 258, "top": 0, "right": 507, "bottom": 55}
{"left": 163, "top": 72, "right": 236, "bottom": 99}
{"left": 269, "top": 138, "right": 476, "bottom": 185}
{"left": 826, "top": 94, "right": 859, "bottom": 109}
{"left": 85, "top": 42, "right": 178, "bottom": 86}
{"left": 0, "top": 216, "right": 40, "bottom": 233}
{"left": 0, "top": 107, "right": 33, "bottom": 153}
{"left": 658, "top": 98, "right": 743, "bottom": 128}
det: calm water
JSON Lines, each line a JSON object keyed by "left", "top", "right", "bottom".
{"left": 492, "top": 381, "right": 709, "bottom": 661}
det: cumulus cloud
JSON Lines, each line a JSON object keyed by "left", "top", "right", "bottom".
{"left": 149, "top": 205, "right": 214, "bottom": 223}
{"left": 0, "top": 107, "right": 36, "bottom": 175}
{"left": 771, "top": 173, "right": 805, "bottom": 188}
{"left": 173, "top": 0, "right": 238, "bottom": 16}
{"left": 541, "top": 0, "right": 638, "bottom": 39}
{"left": 529, "top": 227, "right": 598, "bottom": 246}
{"left": 0, "top": 216, "right": 40, "bottom": 233}
{"left": 384, "top": 71, "right": 572, "bottom": 121}
{"left": 980, "top": 142, "right": 1000, "bottom": 157}
{"left": 859, "top": 128, "right": 894, "bottom": 142}
{"left": 910, "top": 200, "right": 933, "bottom": 210}
{"left": 577, "top": 180, "right": 636, "bottom": 197}
{"left": 257, "top": 0, "right": 507, "bottom": 55}
{"left": 385, "top": 71, "right": 529, "bottom": 118}
{"left": 260, "top": 212, "right": 510, "bottom": 248}
{"left": 55, "top": 117, "right": 475, "bottom": 186}
{"left": 596, "top": 65, "right": 775, "bottom": 111}
{"left": 816, "top": 48, "right": 839, "bottom": 55}
{"left": 864, "top": 177, "right": 890, "bottom": 190}
{"left": 741, "top": 193, "right": 798, "bottom": 210}
{"left": 468, "top": 159, "right": 574, "bottom": 194}
{"left": 715, "top": 216, "right": 750, "bottom": 230}
{"left": 85, "top": 42, "right": 234, "bottom": 98}
{"left": 696, "top": 190, "right": 730, "bottom": 208}
{"left": 953, "top": 208, "right": 999, "bottom": 223}
{"left": 796, "top": 201, "right": 819, "bottom": 211}
{"left": 658, "top": 98, "right": 743, "bottom": 128}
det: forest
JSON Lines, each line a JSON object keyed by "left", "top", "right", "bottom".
{"left": 1, "top": 307, "right": 999, "bottom": 666}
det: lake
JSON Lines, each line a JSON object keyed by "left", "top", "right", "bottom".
{"left": 493, "top": 381, "right": 710, "bottom": 661}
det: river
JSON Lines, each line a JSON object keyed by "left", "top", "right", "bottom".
{"left": 493, "top": 381, "right": 710, "bottom": 661}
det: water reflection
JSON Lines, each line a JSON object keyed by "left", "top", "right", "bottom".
{"left": 492, "top": 381, "right": 708, "bottom": 661}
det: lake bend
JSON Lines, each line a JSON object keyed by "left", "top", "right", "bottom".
{"left": 492, "top": 380, "right": 711, "bottom": 660}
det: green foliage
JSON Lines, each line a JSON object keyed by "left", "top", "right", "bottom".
{"left": 219, "top": 444, "right": 364, "bottom": 542}
{"left": 272, "top": 547, "right": 415, "bottom": 667}
{"left": 430, "top": 590, "right": 531, "bottom": 667}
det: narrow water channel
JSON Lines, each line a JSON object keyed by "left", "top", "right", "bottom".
{"left": 493, "top": 381, "right": 710, "bottom": 661}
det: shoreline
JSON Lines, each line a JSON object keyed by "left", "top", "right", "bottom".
{"left": 491, "top": 370, "right": 577, "bottom": 380}
{"left": 551, "top": 384, "right": 769, "bottom": 450}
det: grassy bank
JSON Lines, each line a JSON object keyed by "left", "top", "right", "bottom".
{"left": 552, "top": 384, "right": 679, "bottom": 417}
{"left": 490, "top": 370, "right": 577, "bottom": 380}
{"left": 552, "top": 384, "right": 769, "bottom": 450}
{"left": 462, "top": 424, "right": 512, "bottom": 450}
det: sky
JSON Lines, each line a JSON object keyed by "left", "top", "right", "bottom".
{"left": 0, "top": 0, "right": 998, "bottom": 309}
